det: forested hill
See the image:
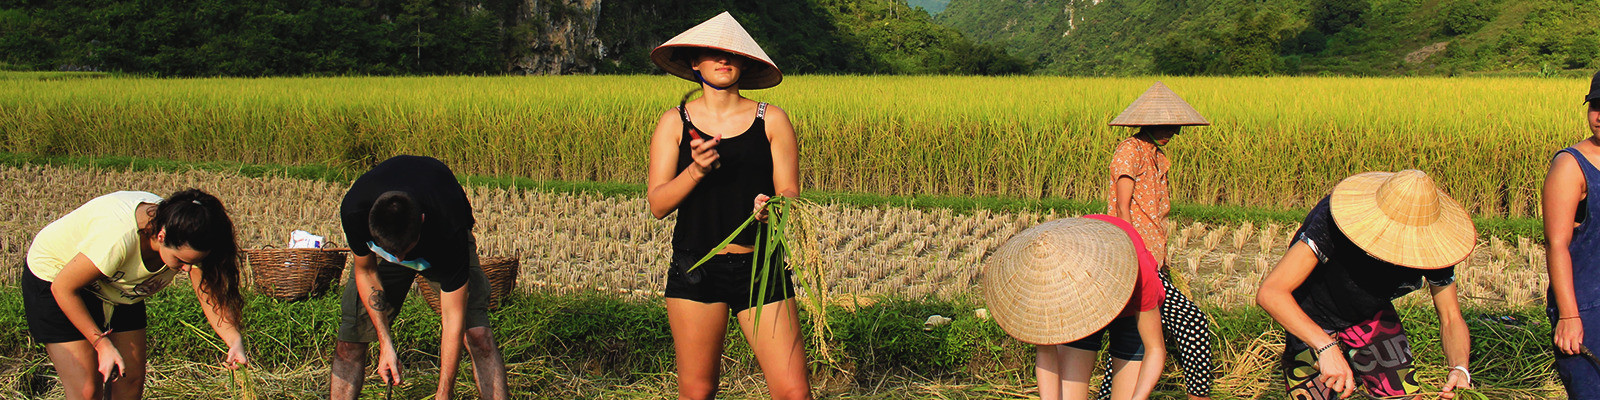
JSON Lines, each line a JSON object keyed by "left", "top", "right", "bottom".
{"left": 907, "top": 0, "right": 952, "bottom": 13}
{"left": 937, "top": 0, "right": 1600, "bottom": 76}
{"left": 0, "top": 0, "right": 1026, "bottom": 77}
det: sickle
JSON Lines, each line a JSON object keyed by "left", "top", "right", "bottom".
{"left": 102, "top": 364, "right": 119, "bottom": 400}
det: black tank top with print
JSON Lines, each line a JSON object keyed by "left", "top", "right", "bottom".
{"left": 673, "top": 102, "right": 775, "bottom": 258}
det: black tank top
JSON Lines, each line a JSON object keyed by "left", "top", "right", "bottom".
{"left": 673, "top": 102, "right": 776, "bottom": 257}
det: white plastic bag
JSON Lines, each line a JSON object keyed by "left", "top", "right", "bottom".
{"left": 289, "top": 230, "right": 325, "bottom": 249}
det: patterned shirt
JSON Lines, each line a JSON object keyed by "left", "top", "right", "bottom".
{"left": 1107, "top": 137, "right": 1171, "bottom": 264}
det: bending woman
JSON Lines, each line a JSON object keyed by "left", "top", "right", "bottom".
{"left": 22, "top": 189, "right": 248, "bottom": 400}
{"left": 1256, "top": 171, "right": 1473, "bottom": 399}
{"left": 1034, "top": 216, "right": 1168, "bottom": 400}
{"left": 645, "top": 12, "right": 809, "bottom": 400}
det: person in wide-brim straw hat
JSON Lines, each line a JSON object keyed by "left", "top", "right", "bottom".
{"left": 643, "top": 11, "right": 810, "bottom": 400}
{"left": 984, "top": 215, "right": 1167, "bottom": 400}
{"left": 1103, "top": 81, "right": 1217, "bottom": 400}
{"left": 650, "top": 11, "right": 781, "bottom": 90}
{"left": 1540, "top": 68, "right": 1600, "bottom": 400}
{"left": 1257, "top": 170, "right": 1476, "bottom": 399}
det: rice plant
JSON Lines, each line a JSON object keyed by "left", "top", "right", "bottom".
{"left": 0, "top": 75, "right": 1585, "bottom": 217}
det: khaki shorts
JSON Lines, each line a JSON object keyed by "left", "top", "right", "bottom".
{"left": 336, "top": 247, "right": 493, "bottom": 343}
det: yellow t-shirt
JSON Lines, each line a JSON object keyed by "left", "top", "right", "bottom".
{"left": 27, "top": 191, "right": 181, "bottom": 306}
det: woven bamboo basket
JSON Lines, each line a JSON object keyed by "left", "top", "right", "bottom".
{"left": 415, "top": 256, "right": 519, "bottom": 312}
{"left": 244, "top": 248, "right": 347, "bottom": 301}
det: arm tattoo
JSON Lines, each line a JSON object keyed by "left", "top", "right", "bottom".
{"left": 369, "top": 287, "right": 392, "bottom": 312}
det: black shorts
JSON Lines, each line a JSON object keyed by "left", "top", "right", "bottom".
{"left": 1062, "top": 316, "right": 1144, "bottom": 361}
{"left": 665, "top": 252, "right": 794, "bottom": 314}
{"left": 21, "top": 264, "right": 148, "bottom": 344}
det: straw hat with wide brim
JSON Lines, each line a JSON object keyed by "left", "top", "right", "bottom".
{"left": 1330, "top": 170, "right": 1477, "bottom": 269}
{"left": 982, "top": 218, "right": 1138, "bottom": 345}
{"left": 1108, "top": 82, "right": 1210, "bottom": 127}
{"left": 650, "top": 12, "right": 781, "bottom": 90}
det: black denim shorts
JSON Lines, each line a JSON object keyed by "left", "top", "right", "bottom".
{"left": 665, "top": 252, "right": 794, "bottom": 314}
{"left": 22, "top": 264, "right": 148, "bottom": 344}
{"left": 1062, "top": 316, "right": 1145, "bottom": 361}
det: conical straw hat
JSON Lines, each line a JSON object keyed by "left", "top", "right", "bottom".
{"left": 1330, "top": 170, "right": 1477, "bottom": 269}
{"left": 982, "top": 218, "right": 1138, "bottom": 345}
{"left": 1108, "top": 82, "right": 1210, "bottom": 126}
{"left": 650, "top": 12, "right": 782, "bottom": 90}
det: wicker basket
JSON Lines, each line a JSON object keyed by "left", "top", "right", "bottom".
{"left": 244, "top": 248, "right": 347, "bottom": 301}
{"left": 415, "top": 256, "right": 519, "bottom": 312}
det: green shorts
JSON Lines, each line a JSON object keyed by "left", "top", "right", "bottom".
{"left": 336, "top": 251, "right": 493, "bottom": 343}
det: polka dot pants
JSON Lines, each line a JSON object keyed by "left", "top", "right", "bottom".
{"left": 1096, "top": 269, "right": 1214, "bottom": 398}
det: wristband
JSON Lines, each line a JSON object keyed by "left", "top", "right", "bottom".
{"left": 92, "top": 329, "right": 115, "bottom": 345}
{"left": 1450, "top": 365, "right": 1471, "bottom": 385}
{"left": 1312, "top": 341, "right": 1340, "bottom": 361}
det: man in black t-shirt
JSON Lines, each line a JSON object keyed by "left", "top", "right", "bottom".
{"left": 1257, "top": 170, "right": 1475, "bottom": 400}
{"left": 329, "top": 155, "right": 508, "bottom": 400}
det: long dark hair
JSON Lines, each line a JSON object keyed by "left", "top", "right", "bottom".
{"left": 146, "top": 188, "right": 244, "bottom": 325}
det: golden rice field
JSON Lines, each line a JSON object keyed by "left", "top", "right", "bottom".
{"left": 0, "top": 74, "right": 1589, "bottom": 218}
{"left": 0, "top": 163, "right": 1548, "bottom": 310}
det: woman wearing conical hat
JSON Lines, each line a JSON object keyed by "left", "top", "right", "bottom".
{"left": 1100, "top": 82, "right": 1215, "bottom": 400}
{"left": 644, "top": 12, "right": 809, "bottom": 400}
{"left": 1540, "top": 69, "right": 1600, "bottom": 399}
{"left": 982, "top": 215, "right": 1168, "bottom": 400}
{"left": 1257, "top": 170, "right": 1475, "bottom": 399}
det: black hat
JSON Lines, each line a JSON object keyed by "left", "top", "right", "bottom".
{"left": 1589, "top": 70, "right": 1600, "bottom": 104}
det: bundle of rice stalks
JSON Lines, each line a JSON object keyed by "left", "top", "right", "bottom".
{"left": 231, "top": 368, "right": 258, "bottom": 400}
{"left": 1233, "top": 221, "right": 1255, "bottom": 250}
{"left": 687, "top": 196, "right": 836, "bottom": 362}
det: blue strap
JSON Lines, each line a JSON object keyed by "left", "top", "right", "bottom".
{"left": 1564, "top": 148, "right": 1600, "bottom": 192}
{"left": 694, "top": 71, "right": 734, "bottom": 91}
{"left": 1567, "top": 148, "right": 1598, "bottom": 170}
{"left": 1562, "top": 148, "right": 1600, "bottom": 223}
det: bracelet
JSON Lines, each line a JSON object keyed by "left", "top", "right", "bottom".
{"left": 1451, "top": 365, "right": 1471, "bottom": 384}
{"left": 91, "top": 329, "right": 114, "bottom": 345}
{"left": 1312, "top": 341, "right": 1340, "bottom": 360}
{"left": 1560, "top": 315, "right": 1582, "bottom": 320}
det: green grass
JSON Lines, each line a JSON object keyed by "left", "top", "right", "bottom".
{"left": 0, "top": 283, "right": 1560, "bottom": 398}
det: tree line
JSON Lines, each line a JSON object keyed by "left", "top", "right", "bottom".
{"left": 0, "top": 0, "right": 1030, "bottom": 77}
